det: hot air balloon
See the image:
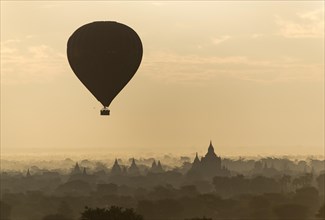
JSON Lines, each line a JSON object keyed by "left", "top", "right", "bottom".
{"left": 67, "top": 21, "right": 143, "bottom": 115}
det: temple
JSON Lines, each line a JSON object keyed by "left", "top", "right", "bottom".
{"left": 150, "top": 160, "right": 164, "bottom": 173}
{"left": 187, "top": 141, "right": 230, "bottom": 179}
{"left": 111, "top": 159, "right": 122, "bottom": 176}
{"left": 128, "top": 158, "right": 140, "bottom": 176}
{"left": 71, "top": 162, "right": 81, "bottom": 175}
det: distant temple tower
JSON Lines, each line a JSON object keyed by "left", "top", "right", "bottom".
{"left": 128, "top": 158, "right": 140, "bottom": 176}
{"left": 200, "top": 141, "right": 222, "bottom": 174}
{"left": 26, "top": 169, "right": 31, "bottom": 178}
{"left": 187, "top": 141, "right": 229, "bottom": 179}
{"left": 156, "top": 161, "right": 164, "bottom": 173}
{"left": 150, "top": 160, "right": 157, "bottom": 171}
{"left": 150, "top": 160, "right": 164, "bottom": 173}
{"left": 69, "top": 162, "right": 91, "bottom": 181}
{"left": 71, "top": 162, "right": 82, "bottom": 175}
{"left": 111, "top": 159, "right": 122, "bottom": 176}
{"left": 191, "top": 153, "right": 201, "bottom": 171}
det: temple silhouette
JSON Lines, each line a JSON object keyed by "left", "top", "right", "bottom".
{"left": 187, "top": 141, "right": 230, "bottom": 179}
{"left": 65, "top": 141, "right": 229, "bottom": 179}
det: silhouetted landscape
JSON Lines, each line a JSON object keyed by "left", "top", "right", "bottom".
{"left": 2, "top": 2, "right": 324, "bottom": 220}
{"left": 1, "top": 142, "right": 324, "bottom": 220}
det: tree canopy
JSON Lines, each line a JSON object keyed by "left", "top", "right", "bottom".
{"left": 80, "top": 206, "right": 143, "bottom": 220}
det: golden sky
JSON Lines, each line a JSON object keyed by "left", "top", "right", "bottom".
{"left": 1, "top": 1, "right": 324, "bottom": 156}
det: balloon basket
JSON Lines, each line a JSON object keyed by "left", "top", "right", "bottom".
{"left": 100, "top": 108, "right": 110, "bottom": 116}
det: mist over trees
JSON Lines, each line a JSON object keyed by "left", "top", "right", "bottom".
{"left": 1, "top": 147, "right": 324, "bottom": 220}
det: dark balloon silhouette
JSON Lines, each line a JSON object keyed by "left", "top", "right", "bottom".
{"left": 67, "top": 21, "right": 143, "bottom": 115}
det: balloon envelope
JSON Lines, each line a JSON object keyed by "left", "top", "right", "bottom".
{"left": 67, "top": 21, "right": 143, "bottom": 108}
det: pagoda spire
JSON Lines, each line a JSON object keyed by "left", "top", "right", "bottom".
{"left": 71, "top": 162, "right": 81, "bottom": 175}
{"left": 131, "top": 158, "right": 136, "bottom": 166}
{"left": 130, "top": 158, "right": 138, "bottom": 169}
{"left": 26, "top": 169, "right": 31, "bottom": 177}
{"left": 111, "top": 158, "right": 122, "bottom": 175}
{"left": 151, "top": 160, "right": 157, "bottom": 168}
{"left": 194, "top": 153, "right": 200, "bottom": 163}
{"left": 129, "top": 158, "right": 140, "bottom": 176}
{"left": 208, "top": 140, "right": 214, "bottom": 154}
{"left": 157, "top": 160, "right": 164, "bottom": 172}
{"left": 191, "top": 152, "right": 201, "bottom": 170}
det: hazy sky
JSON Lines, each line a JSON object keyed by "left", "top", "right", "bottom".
{"left": 1, "top": 1, "right": 324, "bottom": 157}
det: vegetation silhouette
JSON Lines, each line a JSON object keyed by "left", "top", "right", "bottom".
{"left": 0, "top": 201, "right": 11, "bottom": 220}
{"left": 316, "top": 204, "right": 325, "bottom": 219}
{"left": 42, "top": 214, "right": 71, "bottom": 220}
{"left": 1, "top": 150, "right": 324, "bottom": 220}
{"left": 184, "top": 217, "right": 212, "bottom": 220}
{"left": 80, "top": 206, "right": 143, "bottom": 220}
{"left": 273, "top": 203, "right": 308, "bottom": 220}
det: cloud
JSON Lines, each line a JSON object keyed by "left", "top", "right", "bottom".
{"left": 212, "top": 35, "right": 231, "bottom": 45}
{"left": 298, "top": 9, "right": 324, "bottom": 21}
{"left": 1, "top": 39, "right": 66, "bottom": 84}
{"left": 275, "top": 9, "right": 324, "bottom": 38}
{"left": 142, "top": 51, "right": 323, "bottom": 84}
